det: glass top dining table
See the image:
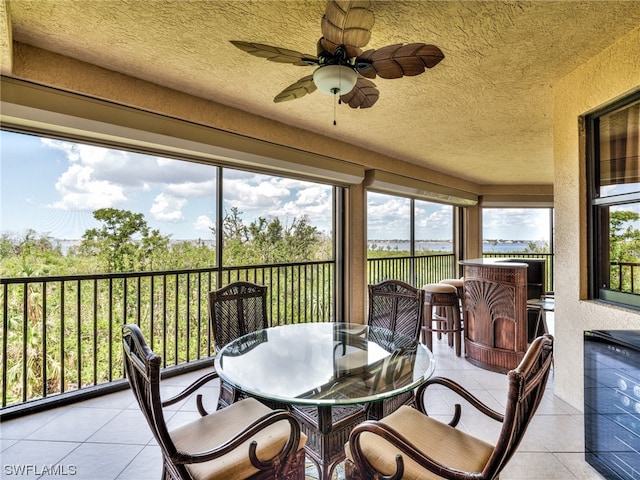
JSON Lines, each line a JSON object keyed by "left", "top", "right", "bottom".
{"left": 214, "top": 322, "right": 435, "bottom": 480}
{"left": 214, "top": 322, "right": 436, "bottom": 407}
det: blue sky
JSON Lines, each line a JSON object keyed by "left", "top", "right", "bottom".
{"left": 0, "top": 130, "right": 336, "bottom": 241}
{"left": 1, "top": 130, "right": 551, "bottom": 242}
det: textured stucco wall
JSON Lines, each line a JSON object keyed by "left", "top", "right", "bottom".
{"left": 553, "top": 26, "right": 640, "bottom": 410}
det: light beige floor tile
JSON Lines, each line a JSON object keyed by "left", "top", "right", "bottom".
{"left": 500, "top": 452, "right": 580, "bottom": 479}
{"left": 24, "top": 406, "right": 120, "bottom": 442}
{"left": 555, "top": 453, "right": 608, "bottom": 480}
{"left": 521, "top": 414, "right": 585, "bottom": 452}
{"left": 1, "top": 439, "right": 81, "bottom": 480}
{"left": 87, "top": 408, "right": 154, "bottom": 445}
{"left": 116, "top": 444, "right": 162, "bottom": 480}
{"left": 0, "top": 406, "right": 66, "bottom": 440}
{"left": 38, "top": 442, "right": 143, "bottom": 480}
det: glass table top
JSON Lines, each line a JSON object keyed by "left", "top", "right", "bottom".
{"left": 214, "top": 322, "right": 435, "bottom": 406}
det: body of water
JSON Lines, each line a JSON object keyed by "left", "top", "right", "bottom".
{"left": 54, "top": 238, "right": 545, "bottom": 255}
{"left": 368, "top": 240, "right": 547, "bottom": 253}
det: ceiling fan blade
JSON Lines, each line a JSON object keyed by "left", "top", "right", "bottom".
{"left": 273, "top": 76, "right": 318, "bottom": 103}
{"left": 321, "top": 1, "right": 375, "bottom": 58}
{"left": 340, "top": 77, "right": 379, "bottom": 109}
{"left": 230, "top": 41, "right": 318, "bottom": 65}
{"left": 356, "top": 43, "right": 444, "bottom": 79}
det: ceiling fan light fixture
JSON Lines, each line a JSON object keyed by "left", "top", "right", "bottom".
{"left": 313, "top": 65, "right": 357, "bottom": 96}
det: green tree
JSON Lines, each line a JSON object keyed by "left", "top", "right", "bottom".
{"left": 80, "top": 208, "right": 170, "bottom": 272}
{"left": 0, "top": 230, "right": 68, "bottom": 277}
{"left": 223, "top": 206, "right": 248, "bottom": 243}
{"left": 283, "top": 216, "right": 323, "bottom": 261}
{"left": 609, "top": 210, "right": 640, "bottom": 262}
{"left": 165, "top": 239, "right": 217, "bottom": 269}
{"left": 0, "top": 233, "right": 14, "bottom": 260}
{"left": 215, "top": 207, "right": 326, "bottom": 265}
{"left": 247, "top": 216, "right": 283, "bottom": 263}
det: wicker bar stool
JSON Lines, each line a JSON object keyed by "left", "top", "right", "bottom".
{"left": 439, "top": 278, "right": 463, "bottom": 301}
{"left": 421, "top": 283, "right": 463, "bottom": 356}
{"left": 439, "top": 278, "right": 465, "bottom": 324}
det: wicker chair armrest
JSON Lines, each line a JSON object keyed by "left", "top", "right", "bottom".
{"left": 172, "top": 409, "right": 302, "bottom": 471}
{"left": 415, "top": 377, "right": 504, "bottom": 427}
{"left": 349, "top": 420, "right": 469, "bottom": 480}
{"left": 161, "top": 370, "right": 219, "bottom": 408}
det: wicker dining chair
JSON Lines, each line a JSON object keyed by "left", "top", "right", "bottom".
{"left": 208, "top": 281, "right": 269, "bottom": 409}
{"left": 122, "top": 324, "right": 306, "bottom": 480}
{"left": 344, "top": 334, "right": 554, "bottom": 480}
{"left": 365, "top": 279, "right": 425, "bottom": 420}
{"left": 290, "top": 280, "right": 424, "bottom": 478}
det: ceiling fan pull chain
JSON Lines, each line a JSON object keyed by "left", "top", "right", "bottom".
{"left": 333, "top": 94, "right": 337, "bottom": 126}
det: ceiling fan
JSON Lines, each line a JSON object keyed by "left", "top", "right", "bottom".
{"left": 230, "top": 0, "right": 444, "bottom": 110}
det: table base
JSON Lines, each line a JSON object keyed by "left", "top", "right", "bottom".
{"left": 293, "top": 405, "right": 367, "bottom": 480}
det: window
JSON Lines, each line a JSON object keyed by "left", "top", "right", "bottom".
{"left": 367, "top": 192, "right": 411, "bottom": 257}
{"left": 366, "top": 191, "right": 455, "bottom": 285}
{"left": 587, "top": 91, "right": 640, "bottom": 309}
{"left": 367, "top": 193, "right": 454, "bottom": 257}
{"left": 482, "top": 208, "right": 553, "bottom": 254}
{"left": 482, "top": 207, "right": 554, "bottom": 293}
{"left": 414, "top": 199, "right": 453, "bottom": 254}
{"left": 0, "top": 130, "right": 335, "bottom": 275}
{"left": 220, "top": 169, "right": 334, "bottom": 266}
{"left": 0, "top": 128, "right": 340, "bottom": 406}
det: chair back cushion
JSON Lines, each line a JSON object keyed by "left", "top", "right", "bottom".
{"left": 208, "top": 282, "right": 268, "bottom": 351}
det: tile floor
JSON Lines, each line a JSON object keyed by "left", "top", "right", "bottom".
{"left": 0, "top": 322, "right": 606, "bottom": 480}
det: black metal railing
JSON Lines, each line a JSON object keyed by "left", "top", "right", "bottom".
{"left": 2, "top": 252, "right": 563, "bottom": 415}
{"left": 1, "top": 261, "right": 334, "bottom": 413}
{"left": 1, "top": 254, "right": 457, "bottom": 414}
{"left": 610, "top": 261, "right": 640, "bottom": 294}
{"left": 367, "top": 253, "right": 456, "bottom": 286}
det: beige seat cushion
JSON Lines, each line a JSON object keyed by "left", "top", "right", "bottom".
{"left": 345, "top": 405, "right": 494, "bottom": 480}
{"left": 171, "top": 397, "right": 306, "bottom": 480}
{"left": 422, "top": 283, "right": 457, "bottom": 294}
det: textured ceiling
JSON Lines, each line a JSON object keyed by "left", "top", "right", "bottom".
{"left": 2, "top": 0, "right": 640, "bottom": 186}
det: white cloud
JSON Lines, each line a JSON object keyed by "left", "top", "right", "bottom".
{"left": 415, "top": 204, "right": 453, "bottom": 239}
{"left": 43, "top": 139, "right": 214, "bottom": 221}
{"left": 271, "top": 186, "right": 332, "bottom": 218}
{"left": 51, "top": 163, "right": 128, "bottom": 210}
{"left": 39, "top": 137, "right": 333, "bottom": 236}
{"left": 224, "top": 178, "right": 290, "bottom": 210}
{"left": 367, "top": 195, "right": 412, "bottom": 239}
{"left": 296, "top": 186, "right": 330, "bottom": 206}
{"left": 165, "top": 179, "right": 217, "bottom": 198}
{"left": 150, "top": 193, "right": 187, "bottom": 222}
{"left": 194, "top": 214, "right": 214, "bottom": 232}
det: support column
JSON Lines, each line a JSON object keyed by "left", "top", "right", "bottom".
{"left": 344, "top": 183, "right": 367, "bottom": 324}
{"left": 465, "top": 201, "right": 482, "bottom": 260}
